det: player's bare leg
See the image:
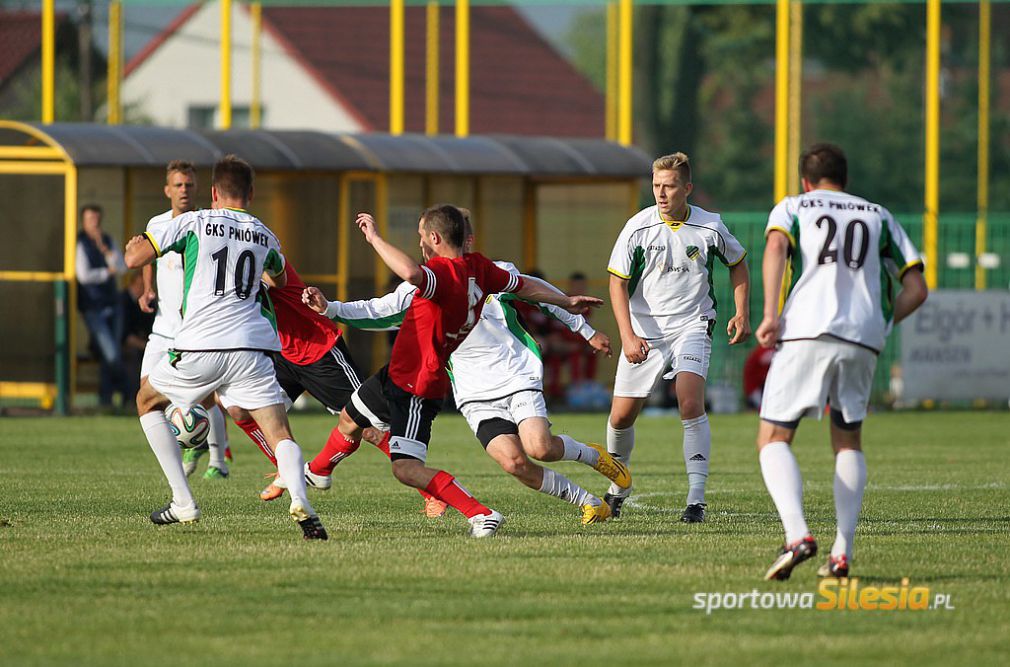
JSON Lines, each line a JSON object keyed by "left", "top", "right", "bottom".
{"left": 603, "top": 395, "right": 645, "bottom": 516}
{"left": 246, "top": 403, "right": 327, "bottom": 540}
{"left": 675, "top": 371, "right": 710, "bottom": 523}
{"left": 136, "top": 381, "right": 199, "bottom": 524}
{"left": 757, "top": 421, "right": 817, "bottom": 580}
{"left": 486, "top": 433, "right": 610, "bottom": 525}
{"left": 821, "top": 418, "right": 864, "bottom": 578}
{"left": 517, "top": 417, "right": 631, "bottom": 489}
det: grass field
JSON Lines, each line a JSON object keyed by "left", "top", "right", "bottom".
{"left": 1, "top": 411, "right": 1008, "bottom": 666}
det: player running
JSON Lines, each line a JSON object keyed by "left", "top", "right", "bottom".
{"left": 124, "top": 155, "right": 326, "bottom": 540}
{"left": 757, "top": 143, "right": 927, "bottom": 580}
{"left": 302, "top": 205, "right": 602, "bottom": 537}
{"left": 308, "top": 229, "right": 630, "bottom": 525}
{"left": 138, "top": 160, "right": 231, "bottom": 480}
{"left": 605, "top": 152, "right": 751, "bottom": 522}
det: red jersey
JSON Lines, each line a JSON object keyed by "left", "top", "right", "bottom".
{"left": 742, "top": 345, "right": 775, "bottom": 396}
{"left": 389, "top": 253, "right": 522, "bottom": 398}
{"left": 269, "top": 262, "right": 342, "bottom": 366}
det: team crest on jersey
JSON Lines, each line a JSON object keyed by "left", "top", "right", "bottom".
{"left": 686, "top": 246, "right": 701, "bottom": 261}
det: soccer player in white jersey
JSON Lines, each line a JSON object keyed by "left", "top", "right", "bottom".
{"left": 138, "top": 160, "right": 231, "bottom": 480}
{"left": 605, "top": 152, "right": 751, "bottom": 522}
{"left": 757, "top": 143, "right": 927, "bottom": 580}
{"left": 124, "top": 155, "right": 326, "bottom": 540}
{"left": 311, "top": 240, "right": 632, "bottom": 525}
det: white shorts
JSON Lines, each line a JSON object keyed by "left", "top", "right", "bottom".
{"left": 760, "top": 336, "right": 878, "bottom": 426}
{"left": 613, "top": 320, "right": 712, "bottom": 398}
{"left": 459, "top": 390, "right": 549, "bottom": 436}
{"left": 148, "top": 350, "right": 286, "bottom": 413}
{"left": 140, "top": 333, "right": 173, "bottom": 379}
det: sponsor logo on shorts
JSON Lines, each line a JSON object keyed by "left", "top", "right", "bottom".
{"left": 682, "top": 354, "right": 702, "bottom": 363}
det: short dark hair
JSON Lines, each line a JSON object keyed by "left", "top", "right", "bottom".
{"left": 166, "top": 159, "right": 196, "bottom": 179}
{"left": 421, "top": 204, "right": 466, "bottom": 249}
{"left": 212, "top": 154, "right": 254, "bottom": 200}
{"left": 800, "top": 143, "right": 847, "bottom": 188}
{"left": 80, "top": 203, "right": 102, "bottom": 218}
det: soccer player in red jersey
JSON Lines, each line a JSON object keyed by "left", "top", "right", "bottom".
{"left": 302, "top": 205, "right": 602, "bottom": 537}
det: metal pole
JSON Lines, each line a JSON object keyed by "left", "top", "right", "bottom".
{"left": 220, "top": 0, "right": 232, "bottom": 130}
{"left": 390, "top": 0, "right": 405, "bottom": 135}
{"left": 787, "top": 1, "right": 803, "bottom": 195}
{"left": 54, "top": 280, "right": 69, "bottom": 415}
{"left": 774, "top": 0, "right": 790, "bottom": 202}
{"left": 975, "top": 0, "right": 990, "bottom": 290}
{"left": 426, "top": 1, "right": 440, "bottom": 136}
{"left": 107, "top": 1, "right": 122, "bottom": 125}
{"left": 42, "top": 0, "right": 55, "bottom": 124}
{"left": 924, "top": 0, "right": 941, "bottom": 289}
{"left": 617, "top": 0, "right": 633, "bottom": 146}
{"left": 251, "top": 2, "right": 262, "bottom": 129}
{"left": 455, "top": 0, "right": 470, "bottom": 137}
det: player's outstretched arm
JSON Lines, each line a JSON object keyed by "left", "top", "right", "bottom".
{"left": 609, "top": 273, "right": 649, "bottom": 363}
{"left": 726, "top": 259, "right": 752, "bottom": 345}
{"left": 311, "top": 283, "right": 414, "bottom": 331}
{"left": 514, "top": 279, "right": 603, "bottom": 315}
{"left": 518, "top": 273, "right": 612, "bottom": 357}
{"left": 893, "top": 267, "right": 928, "bottom": 324}
{"left": 356, "top": 212, "right": 424, "bottom": 286}
{"left": 756, "top": 231, "right": 790, "bottom": 348}
{"left": 124, "top": 234, "right": 157, "bottom": 269}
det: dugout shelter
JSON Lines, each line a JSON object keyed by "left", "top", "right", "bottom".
{"left": 0, "top": 120, "right": 650, "bottom": 412}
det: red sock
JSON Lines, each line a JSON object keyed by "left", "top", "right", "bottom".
{"left": 373, "top": 432, "right": 435, "bottom": 501}
{"left": 309, "top": 428, "right": 360, "bottom": 476}
{"left": 235, "top": 418, "right": 276, "bottom": 466}
{"left": 424, "top": 470, "right": 489, "bottom": 518}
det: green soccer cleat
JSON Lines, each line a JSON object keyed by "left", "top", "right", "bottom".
{"left": 182, "top": 444, "right": 209, "bottom": 477}
{"left": 203, "top": 466, "right": 229, "bottom": 480}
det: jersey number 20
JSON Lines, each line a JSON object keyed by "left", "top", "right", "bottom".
{"left": 211, "top": 247, "right": 257, "bottom": 299}
{"left": 815, "top": 215, "right": 869, "bottom": 270}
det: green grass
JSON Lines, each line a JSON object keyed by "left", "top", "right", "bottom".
{"left": 1, "top": 412, "right": 1008, "bottom": 666}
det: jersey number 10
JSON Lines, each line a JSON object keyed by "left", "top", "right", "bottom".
{"left": 815, "top": 215, "right": 869, "bottom": 270}
{"left": 211, "top": 247, "right": 257, "bottom": 299}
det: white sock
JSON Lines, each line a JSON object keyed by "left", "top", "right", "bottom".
{"left": 558, "top": 434, "right": 600, "bottom": 467}
{"left": 606, "top": 422, "right": 635, "bottom": 495}
{"left": 275, "top": 439, "right": 313, "bottom": 512}
{"left": 683, "top": 414, "right": 711, "bottom": 506}
{"left": 140, "top": 411, "right": 196, "bottom": 508}
{"left": 759, "top": 441, "right": 809, "bottom": 544}
{"left": 539, "top": 468, "right": 597, "bottom": 507}
{"left": 832, "top": 450, "right": 867, "bottom": 559}
{"left": 206, "top": 405, "right": 229, "bottom": 473}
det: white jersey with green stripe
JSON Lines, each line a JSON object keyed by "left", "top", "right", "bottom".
{"left": 324, "top": 261, "right": 595, "bottom": 405}
{"left": 145, "top": 210, "right": 184, "bottom": 339}
{"left": 608, "top": 204, "right": 746, "bottom": 339}
{"left": 144, "top": 207, "right": 285, "bottom": 352}
{"left": 766, "top": 189, "right": 923, "bottom": 352}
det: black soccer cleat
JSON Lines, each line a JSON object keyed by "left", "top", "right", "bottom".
{"left": 298, "top": 515, "right": 329, "bottom": 541}
{"left": 603, "top": 492, "right": 630, "bottom": 519}
{"left": 817, "top": 554, "right": 850, "bottom": 578}
{"left": 765, "top": 536, "right": 818, "bottom": 581}
{"left": 680, "top": 503, "right": 706, "bottom": 523}
{"left": 150, "top": 502, "right": 200, "bottom": 525}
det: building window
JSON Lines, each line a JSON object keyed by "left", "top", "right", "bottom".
{"left": 187, "top": 105, "right": 261, "bottom": 129}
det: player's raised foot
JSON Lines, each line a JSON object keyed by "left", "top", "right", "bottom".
{"left": 580, "top": 499, "right": 612, "bottom": 525}
{"left": 764, "top": 536, "right": 818, "bottom": 581}
{"left": 817, "top": 554, "right": 850, "bottom": 579}
{"left": 181, "top": 443, "right": 208, "bottom": 477}
{"left": 587, "top": 443, "right": 632, "bottom": 488}
{"left": 203, "top": 466, "right": 229, "bottom": 480}
{"left": 224, "top": 446, "right": 233, "bottom": 464}
{"left": 423, "top": 496, "right": 448, "bottom": 518}
{"left": 289, "top": 502, "right": 328, "bottom": 541}
{"left": 259, "top": 473, "right": 287, "bottom": 502}
{"left": 468, "top": 509, "right": 505, "bottom": 538}
{"left": 303, "top": 462, "right": 332, "bottom": 490}
{"left": 680, "top": 503, "right": 706, "bottom": 523}
{"left": 603, "top": 487, "right": 632, "bottom": 519}
{"left": 150, "top": 502, "right": 200, "bottom": 525}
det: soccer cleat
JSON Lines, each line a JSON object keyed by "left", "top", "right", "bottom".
{"left": 468, "top": 509, "right": 505, "bottom": 538}
{"left": 423, "top": 496, "right": 448, "bottom": 518}
{"left": 150, "top": 502, "right": 200, "bottom": 525}
{"left": 817, "top": 555, "right": 850, "bottom": 578}
{"left": 181, "top": 443, "right": 208, "bottom": 477}
{"left": 259, "top": 473, "right": 287, "bottom": 502}
{"left": 224, "top": 446, "right": 234, "bottom": 464}
{"left": 587, "top": 443, "right": 632, "bottom": 489}
{"left": 603, "top": 488, "right": 632, "bottom": 519}
{"left": 289, "top": 502, "right": 328, "bottom": 541}
{"left": 764, "top": 536, "right": 819, "bottom": 581}
{"left": 303, "top": 462, "right": 332, "bottom": 490}
{"left": 680, "top": 503, "right": 706, "bottom": 523}
{"left": 580, "top": 499, "right": 613, "bottom": 525}
{"left": 203, "top": 466, "right": 229, "bottom": 480}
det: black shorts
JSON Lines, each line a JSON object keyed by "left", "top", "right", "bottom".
{"left": 272, "top": 337, "right": 363, "bottom": 414}
{"left": 345, "top": 365, "right": 442, "bottom": 462}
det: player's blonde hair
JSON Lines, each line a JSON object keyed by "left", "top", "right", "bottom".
{"left": 652, "top": 152, "right": 692, "bottom": 184}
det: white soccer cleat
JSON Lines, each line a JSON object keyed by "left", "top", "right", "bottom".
{"left": 150, "top": 501, "right": 201, "bottom": 525}
{"left": 303, "top": 462, "right": 332, "bottom": 490}
{"left": 468, "top": 509, "right": 505, "bottom": 538}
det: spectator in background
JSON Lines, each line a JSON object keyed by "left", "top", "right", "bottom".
{"left": 742, "top": 344, "right": 775, "bottom": 409}
{"left": 121, "top": 272, "right": 155, "bottom": 407}
{"left": 76, "top": 203, "right": 128, "bottom": 407}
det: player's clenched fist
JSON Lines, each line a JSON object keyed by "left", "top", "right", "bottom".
{"left": 621, "top": 334, "right": 650, "bottom": 364}
{"left": 302, "top": 286, "right": 328, "bottom": 314}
